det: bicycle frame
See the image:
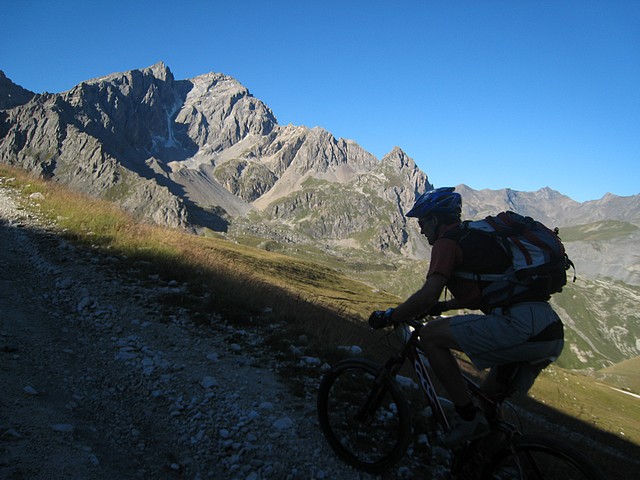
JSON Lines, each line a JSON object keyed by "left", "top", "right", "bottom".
{"left": 385, "top": 319, "right": 515, "bottom": 438}
{"left": 385, "top": 320, "right": 453, "bottom": 431}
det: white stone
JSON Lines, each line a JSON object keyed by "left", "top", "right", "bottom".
{"left": 272, "top": 416, "right": 293, "bottom": 430}
{"left": 23, "top": 386, "right": 39, "bottom": 395}
{"left": 51, "top": 423, "right": 75, "bottom": 433}
{"left": 200, "top": 376, "right": 219, "bottom": 389}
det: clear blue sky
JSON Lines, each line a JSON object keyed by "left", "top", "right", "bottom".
{"left": 2, "top": 1, "right": 638, "bottom": 202}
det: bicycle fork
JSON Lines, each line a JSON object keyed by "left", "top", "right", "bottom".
{"left": 354, "top": 381, "right": 388, "bottom": 422}
{"left": 353, "top": 360, "right": 403, "bottom": 423}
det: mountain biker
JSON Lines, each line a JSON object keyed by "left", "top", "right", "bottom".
{"left": 370, "top": 187, "right": 564, "bottom": 447}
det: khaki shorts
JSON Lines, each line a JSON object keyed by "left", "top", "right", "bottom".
{"left": 449, "top": 301, "right": 564, "bottom": 370}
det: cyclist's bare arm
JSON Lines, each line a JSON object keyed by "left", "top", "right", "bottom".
{"left": 391, "top": 273, "right": 447, "bottom": 323}
{"left": 438, "top": 297, "right": 463, "bottom": 312}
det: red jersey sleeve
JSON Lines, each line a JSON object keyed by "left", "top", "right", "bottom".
{"left": 427, "top": 236, "right": 484, "bottom": 310}
{"left": 427, "top": 237, "right": 462, "bottom": 279}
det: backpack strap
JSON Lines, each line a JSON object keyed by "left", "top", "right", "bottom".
{"left": 453, "top": 271, "right": 518, "bottom": 283}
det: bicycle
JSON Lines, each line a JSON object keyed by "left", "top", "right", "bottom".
{"left": 317, "top": 316, "right": 605, "bottom": 479}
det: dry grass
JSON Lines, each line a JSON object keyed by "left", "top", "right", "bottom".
{"left": 0, "top": 164, "right": 397, "bottom": 359}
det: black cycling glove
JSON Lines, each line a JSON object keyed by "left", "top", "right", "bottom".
{"left": 368, "top": 308, "right": 395, "bottom": 329}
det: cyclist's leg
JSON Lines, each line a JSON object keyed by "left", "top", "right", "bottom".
{"left": 482, "top": 364, "right": 516, "bottom": 397}
{"left": 419, "top": 317, "right": 472, "bottom": 407}
{"left": 421, "top": 317, "right": 493, "bottom": 446}
{"left": 447, "top": 303, "right": 562, "bottom": 370}
{"left": 449, "top": 303, "right": 564, "bottom": 398}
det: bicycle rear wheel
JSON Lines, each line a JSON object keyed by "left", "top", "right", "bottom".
{"left": 317, "top": 358, "right": 412, "bottom": 473}
{"left": 483, "top": 433, "right": 605, "bottom": 480}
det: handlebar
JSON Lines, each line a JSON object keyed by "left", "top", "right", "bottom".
{"left": 403, "top": 316, "right": 430, "bottom": 329}
{"left": 369, "top": 313, "right": 435, "bottom": 350}
{"left": 369, "top": 310, "right": 432, "bottom": 330}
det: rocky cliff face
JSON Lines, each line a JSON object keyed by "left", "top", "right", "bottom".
{"left": 0, "top": 64, "right": 192, "bottom": 227}
{"left": 0, "top": 62, "right": 431, "bottom": 249}
{"left": 0, "top": 71, "right": 34, "bottom": 109}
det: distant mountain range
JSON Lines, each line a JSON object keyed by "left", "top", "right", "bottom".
{"left": 1, "top": 63, "right": 637, "bottom": 247}
{"left": 1, "top": 63, "right": 639, "bottom": 371}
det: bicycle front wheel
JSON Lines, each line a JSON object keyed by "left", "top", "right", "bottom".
{"left": 317, "top": 358, "right": 412, "bottom": 473}
{"left": 483, "top": 433, "right": 605, "bottom": 480}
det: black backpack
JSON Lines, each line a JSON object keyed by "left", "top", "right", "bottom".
{"left": 444, "top": 211, "right": 575, "bottom": 309}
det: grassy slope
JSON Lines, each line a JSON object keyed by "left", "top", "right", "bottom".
{"left": 2, "top": 165, "right": 638, "bottom": 454}
{"left": 531, "top": 366, "right": 640, "bottom": 441}
{"left": 551, "top": 278, "right": 640, "bottom": 370}
{"left": 559, "top": 220, "right": 639, "bottom": 242}
{"left": 596, "top": 356, "right": 640, "bottom": 392}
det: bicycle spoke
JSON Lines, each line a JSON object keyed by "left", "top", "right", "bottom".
{"left": 317, "top": 359, "right": 412, "bottom": 473}
{"left": 329, "top": 370, "right": 400, "bottom": 461}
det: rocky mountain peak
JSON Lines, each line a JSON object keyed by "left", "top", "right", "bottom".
{"left": 190, "top": 71, "right": 246, "bottom": 94}
{"left": 377, "top": 147, "right": 431, "bottom": 202}
{"left": 56, "top": 65, "right": 184, "bottom": 166}
{"left": 280, "top": 126, "right": 373, "bottom": 178}
{"left": 381, "top": 146, "right": 409, "bottom": 166}
{"left": 0, "top": 71, "right": 35, "bottom": 109}
{"left": 178, "top": 71, "right": 277, "bottom": 150}
{"left": 81, "top": 61, "right": 175, "bottom": 89}
{"left": 142, "top": 61, "right": 174, "bottom": 82}
{"left": 380, "top": 147, "right": 424, "bottom": 178}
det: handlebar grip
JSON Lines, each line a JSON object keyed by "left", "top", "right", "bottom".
{"left": 368, "top": 308, "right": 395, "bottom": 329}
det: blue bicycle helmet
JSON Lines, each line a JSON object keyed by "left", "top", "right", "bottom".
{"left": 406, "top": 187, "right": 462, "bottom": 218}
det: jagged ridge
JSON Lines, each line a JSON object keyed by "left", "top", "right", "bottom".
{"left": 0, "top": 62, "right": 435, "bottom": 256}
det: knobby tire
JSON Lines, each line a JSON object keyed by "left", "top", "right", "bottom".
{"left": 483, "top": 433, "right": 605, "bottom": 480}
{"left": 317, "top": 358, "right": 412, "bottom": 473}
